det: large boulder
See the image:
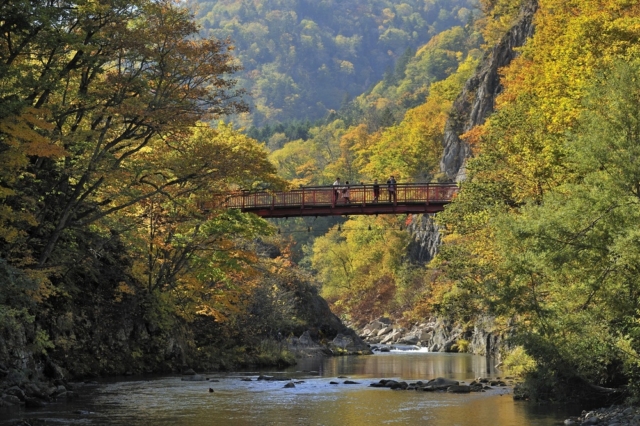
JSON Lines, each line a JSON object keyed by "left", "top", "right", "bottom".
{"left": 332, "top": 334, "right": 354, "bottom": 349}
{"left": 1, "top": 394, "right": 22, "bottom": 406}
{"left": 380, "top": 328, "right": 405, "bottom": 344}
{"left": 398, "top": 334, "right": 420, "bottom": 345}
{"left": 298, "top": 331, "right": 314, "bottom": 346}
{"left": 361, "top": 318, "right": 391, "bottom": 337}
{"left": 377, "top": 326, "right": 393, "bottom": 337}
{"left": 447, "top": 385, "right": 471, "bottom": 393}
{"left": 5, "top": 386, "right": 26, "bottom": 401}
{"left": 330, "top": 333, "right": 370, "bottom": 354}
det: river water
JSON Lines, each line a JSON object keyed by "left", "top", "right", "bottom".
{"left": 1, "top": 350, "right": 579, "bottom": 425}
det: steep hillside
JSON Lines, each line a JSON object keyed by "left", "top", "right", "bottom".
{"left": 189, "top": 0, "right": 479, "bottom": 126}
{"left": 436, "top": 0, "right": 640, "bottom": 402}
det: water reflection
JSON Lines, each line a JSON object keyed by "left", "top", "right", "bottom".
{"left": 294, "top": 351, "right": 498, "bottom": 382}
{"left": 0, "top": 352, "right": 578, "bottom": 425}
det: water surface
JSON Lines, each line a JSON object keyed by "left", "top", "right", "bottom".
{"left": 0, "top": 351, "right": 578, "bottom": 425}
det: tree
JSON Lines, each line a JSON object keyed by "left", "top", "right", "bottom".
{"left": 0, "top": 0, "right": 249, "bottom": 268}
{"left": 310, "top": 216, "right": 413, "bottom": 323}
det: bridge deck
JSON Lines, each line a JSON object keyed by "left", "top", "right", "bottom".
{"left": 226, "top": 183, "right": 458, "bottom": 218}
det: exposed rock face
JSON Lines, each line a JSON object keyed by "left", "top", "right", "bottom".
{"left": 287, "top": 328, "right": 371, "bottom": 357}
{"left": 286, "top": 285, "right": 372, "bottom": 356}
{"left": 359, "top": 316, "right": 505, "bottom": 361}
{"left": 284, "top": 286, "right": 373, "bottom": 357}
{"left": 407, "top": 215, "right": 441, "bottom": 264}
{"left": 440, "top": 0, "right": 539, "bottom": 181}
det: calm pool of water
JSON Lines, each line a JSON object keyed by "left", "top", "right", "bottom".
{"left": 0, "top": 351, "right": 579, "bottom": 425}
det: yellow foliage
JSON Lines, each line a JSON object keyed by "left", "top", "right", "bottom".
{"left": 476, "top": 0, "right": 526, "bottom": 47}
{"left": 503, "top": 346, "right": 537, "bottom": 377}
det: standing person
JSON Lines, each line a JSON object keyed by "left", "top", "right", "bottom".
{"left": 332, "top": 177, "right": 341, "bottom": 204}
{"left": 342, "top": 181, "right": 351, "bottom": 204}
{"left": 372, "top": 179, "right": 380, "bottom": 203}
{"left": 387, "top": 175, "right": 397, "bottom": 202}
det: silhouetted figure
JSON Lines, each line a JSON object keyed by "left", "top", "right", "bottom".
{"left": 373, "top": 179, "right": 380, "bottom": 202}
{"left": 387, "top": 176, "right": 397, "bottom": 202}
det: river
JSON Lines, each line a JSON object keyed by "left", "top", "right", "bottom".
{"left": 1, "top": 349, "right": 579, "bottom": 425}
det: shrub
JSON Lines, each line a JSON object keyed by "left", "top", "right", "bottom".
{"left": 503, "top": 346, "right": 536, "bottom": 377}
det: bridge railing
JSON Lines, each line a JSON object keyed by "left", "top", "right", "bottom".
{"left": 226, "top": 183, "right": 458, "bottom": 210}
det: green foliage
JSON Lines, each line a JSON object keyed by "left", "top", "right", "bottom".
{"left": 437, "top": 56, "right": 640, "bottom": 401}
{"left": 267, "top": 25, "right": 481, "bottom": 189}
{"left": 0, "top": 0, "right": 299, "bottom": 379}
{"left": 309, "top": 215, "right": 419, "bottom": 323}
{"left": 190, "top": 0, "right": 480, "bottom": 126}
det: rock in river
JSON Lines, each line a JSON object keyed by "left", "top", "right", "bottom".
{"left": 447, "top": 385, "right": 471, "bottom": 393}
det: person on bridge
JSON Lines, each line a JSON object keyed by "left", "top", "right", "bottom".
{"left": 333, "top": 177, "right": 341, "bottom": 204}
{"left": 342, "top": 181, "right": 351, "bottom": 203}
{"left": 373, "top": 179, "right": 380, "bottom": 202}
{"left": 387, "top": 176, "right": 397, "bottom": 202}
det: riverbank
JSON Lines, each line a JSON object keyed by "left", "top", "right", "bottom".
{"left": 564, "top": 406, "right": 640, "bottom": 425}
{"left": 0, "top": 327, "right": 370, "bottom": 413}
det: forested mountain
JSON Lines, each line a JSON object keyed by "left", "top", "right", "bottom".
{"left": 267, "top": 25, "right": 481, "bottom": 186}
{"left": 189, "top": 0, "right": 478, "bottom": 126}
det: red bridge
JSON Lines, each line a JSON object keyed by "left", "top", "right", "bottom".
{"left": 226, "top": 183, "right": 458, "bottom": 218}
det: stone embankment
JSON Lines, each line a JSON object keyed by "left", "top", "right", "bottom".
{"left": 0, "top": 360, "right": 86, "bottom": 410}
{"left": 356, "top": 317, "right": 503, "bottom": 358}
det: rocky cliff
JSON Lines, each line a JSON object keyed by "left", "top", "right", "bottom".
{"left": 403, "top": 0, "right": 539, "bottom": 358}
{"left": 407, "top": 215, "right": 441, "bottom": 264}
{"left": 357, "top": 316, "right": 506, "bottom": 358}
{"left": 440, "top": 0, "right": 539, "bottom": 181}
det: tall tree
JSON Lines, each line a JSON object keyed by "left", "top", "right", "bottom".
{"left": 0, "top": 0, "right": 249, "bottom": 267}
